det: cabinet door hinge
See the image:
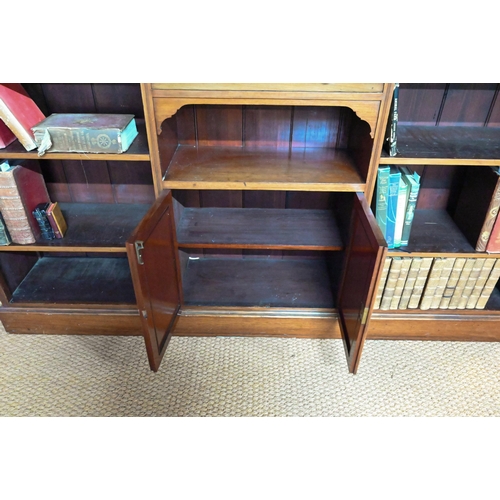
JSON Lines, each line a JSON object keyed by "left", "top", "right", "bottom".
{"left": 360, "top": 306, "right": 369, "bottom": 326}
{"left": 135, "top": 241, "right": 145, "bottom": 265}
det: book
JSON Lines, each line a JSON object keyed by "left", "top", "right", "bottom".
{"left": 0, "top": 161, "right": 51, "bottom": 244}
{"left": 430, "top": 258, "right": 455, "bottom": 309}
{"left": 408, "top": 257, "right": 433, "bottom": 309}
{"left": 449, "top": 258, "right": 476, "bottom": 309}
{"left": 466, "top": 258, "right": 495, "bottom": 309}
{"left": 384, "top": 83, "right": 399, "bottom": 156}
{"left": 0, "top": 84, "right": 45, "bottom": 151}
{"left": 399, "top": 258, "right": 422, "bottom": 309}
{"left": 439, "top": 258, "right": 466, "bottom": 309}
{"left": 393, "top": 173, "right": 408, "bottom": 248}
{"left": 374, "top": 257, "right": 392, "bottom": 310}
{"left": 32, "top": 113, "right": 139, "bottom": 156}
{"left": 375, "top": 166, "right": 391, "bottom": 242}
{"left": 390, "top": 257, "right": 411, "bottom": 309}
{"left": 380, "top": 257, "right": 402, "bottom": 310}
{"left": 0, "top": 118, "right": 16, "bottom": 149}
{"left": 32, "top": 202, "right": 55, "bottom": 240}
{"left": 453, "top": 166, "right": 500, "bottom": 251}
{"left": 457, "top": 258, "right": 485, "bottom": 309}
{"left": 476, "top": 259, "right": 500, "bottom": 309}
{"left": 420, "top": 258, "right": 445, "bottom": 310}
{"left": 46, "top": 202, "right": 67, "bottom": 238}
{"left": 400, "top": 167, "right": 421, "bottom": 246}
{"left": 0, "top": 212, "right": 11, "bottom": 245}
{"left": 385, "top": 167, "right": 401, "bottom": 249}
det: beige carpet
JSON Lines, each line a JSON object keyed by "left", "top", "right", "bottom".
{"left": 1, "top": 323, "right": 499, "bottom": 416}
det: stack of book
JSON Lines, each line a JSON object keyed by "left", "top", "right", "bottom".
{"left": 0, "top": 161, "right": 67, "bottom": 244}
{"left": 374, "top": 256, "right": 500, "bottom": 310}
{"left": 375, "top": 165, "right": 421, "bottom": 249}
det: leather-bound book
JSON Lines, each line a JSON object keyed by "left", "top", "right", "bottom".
{"left": 32, "top": 202, "right": 55, "bottom": 240}
{"left": 0, "top": 119, "right": 16, "bottom": 148}
{"left": 0, "top": 84, "right": 45, "bottom": 151}
{"left": 46, "top": 202, "right": 67, "bottom": 238}
{"left": 0, "top": 161, "right": 51, "bottom": 244}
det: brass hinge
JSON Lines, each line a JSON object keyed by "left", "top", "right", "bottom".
{"left": 135, "top": 241, "right": 145, "bottom": 265}
{"left": 360, "top": 307, "right": 369, "bottom": 326}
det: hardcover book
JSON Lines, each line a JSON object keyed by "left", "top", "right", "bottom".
{"left": 0, "top": 119, "right": 16, "bottom": 149}
{"left": 453, "top": 166, "right": 500, "bottom": 252}
{"left": 385, "top": 167, "right": 401, "bottom": 249}
{"left": 400, "top": 167, "right": 421, "bottom": 246}
{"left": 439, "top": 258, "right": 466, "bottom": 309}
{"left": 420, "top": 258, "right": 445, "bottom": 310}
{"left": 399, "top": 258, "right": 422, "bottom": 309}
{"left": 374, "top": 257, "right": 392, "bottom": 310}
{"left": 375, "top": 166, "right": 390, "bottom": 242}
{"left": 380, "top": 257, "right": 402, "bottom": 310}
{"left": 32, "top": 202, "right": 55, "bottom": 240}
{"left": 408, "top": 257, "right": 433, "bottom": 309}
{"left": 0, "top": 84, "right": 45, "bottom": 151}
{"left": 384, "top": 83, "right": 399, "bottom": 156}
{"left": 0, "top": 161, "right": 51, "bottom": 244}
{"left": 430, "top": 258, "right": 455, "bottom": 309}
{"left": 393, "top": 174, "right": 408, "bottom": 248}
{"left": 46, "top": 202, "right": 67, "bottom": 238}
{"left": 466, "top": 258, "right": 495, "bottom": 309}
{"left": 448, "top": 258, "right": 476, "bottom": 309}
{"left": 476, "top": 259, "right": 500, "bottom": 309}
{"left": 390, "top": 257, "right": 411, "bottom": 309}
{"left": 32, "top": 113, "right": 138, "bottom": 156}
{"left": 457, "top": 258, "right": 485, "bottom": 309}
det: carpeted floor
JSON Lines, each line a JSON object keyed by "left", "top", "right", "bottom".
{"left": 1, "top": 323, "right": 499, "bottom": 417}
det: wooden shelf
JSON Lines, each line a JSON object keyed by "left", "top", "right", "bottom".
{"left": 388, "top": 209, "right": 481, "bottom": 256}
{"left": 380, "top": 124, "right": 500, "bottom": 165}
{"left": 10, "top": 256, "right": 136, "bottom": 304}
{"left": 0, "top": 203, "right": 151, "bottom": 253}
{"left": 163, "top": 145, "right": 364, "bottom": 191}
{"left": 176, "top": 208, "right": 344, "bottom": 250}
{"left": 0, "top": 119, "right": 150, "bottom": 162}
{"left": 182, "top": 256, "right": 336, "bottom": 308}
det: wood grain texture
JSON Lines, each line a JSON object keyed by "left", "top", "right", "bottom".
{"left": 163, "top": 145, "right": 364, "bottom": 191}
{"left": 176, "top": 207, "right": 343, "bottom": 250}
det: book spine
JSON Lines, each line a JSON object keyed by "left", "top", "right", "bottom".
{"left": 477, "top": 168, "right": 500, "bottom": 251}
{"left": 380, "top": 257, "right": 402, "bottom": 311}
{"left": 408, "top": 257, "right": 433, "bottom": 309}
{"left": 374, "top": 257, "right": 392, "bottom": 310}
{"left": 32, "top": 205, "right": 55, "bottom": 240}
{"left": 439, "top": 258, "right": 466, "bottom": 309}
{"left": 448, "top": 258, "right": 476, "bottom": 309}
{"left": 420, "top": 258, "right": 445, "bottom": 310}
{"left": 393, "top": 175, "right": 408, "bottom": 248}
{"left": 399, "top": 257, "right": 422, "bottom": 309}
{"left": 385, "top": 83, "right": 399, "bottom": 156}
{"left": 0, "top": 172, "right": 35, "bottom": 244}
{"left": 466, "top": 258, "right": 495, "bottom": 309}
{"left": 457, "top": 258, "right": 485, "bottom": 309}
{"left": 390, "top": 257, "right": 411, "bottom": 309}
{"left": 476, "top": 259, "right": 500, "bottom": 309}
{"left": 400, "top": 172, "right": 420, "bottom": 247}
{"left": 375, "top": 166, "right": 390, "bottom": 241}
{"left": 430, "top": 258, "right": 455, "bottom": 309}
{"left": 386, "top": 170, "right": 401, "bottom": 249}
{"left": 0, "top": 212, "right": 11, "bottom": 245}
{"left": 0, "top": 99, "right": 38, "bottom": 151}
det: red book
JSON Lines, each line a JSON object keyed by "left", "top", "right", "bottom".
{"left": 0, "top": 162, "right": 51, "bottom": 244}
{"left": 0, "top": 119, "right": 16, "bottom": 148}
{"left": 486, "top": 215, "right": 500, "bottom": 253}
{"left": 0, "top": 84, "right": 45, "bottom": 151}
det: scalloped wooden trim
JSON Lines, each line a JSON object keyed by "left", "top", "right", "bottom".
{"left": 153, "top": 98, "right": 381, "bottom": 138}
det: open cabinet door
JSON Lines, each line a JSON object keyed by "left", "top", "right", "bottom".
{"left": 338, "top": 193, "right": 387, "bottom": 374}
{"left": 127, "top": 190, "right": 181, "bottom": 372}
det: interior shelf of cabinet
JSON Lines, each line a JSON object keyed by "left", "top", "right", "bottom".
{"left": 181, "top": 254, "right": 338, "bottom": 309}
{"left": 162, "top": 146, "right": 365, "bottom": 192}
{"left": 176, "top": 207, "right": 344, "bottom": 250}
{"left": 380, "top": 124, "right": 500, "bottom": 165}
{"left": 0, "top": 119, "right": 150, "bottom": 161}
{"left": 0, "top": 203, "right": 151, "bottom": 252}
{"left": 9, "top": 256, "right": 136, "bottom": 305}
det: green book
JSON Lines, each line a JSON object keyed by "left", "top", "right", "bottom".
{"left": 386, "top": 167, "right": 401, "bottom": 249}
{"left": 376, "top": 166, "right": 391, "bottom": 241}
{"left": 400, "top": 166, "right": 421, "bottom": 246}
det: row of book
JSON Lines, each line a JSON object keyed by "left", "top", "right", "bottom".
{"left": 375, "top": 256, "right": 500, "bottom": 311}
{"left": 0, "top": 161, "right": 66, "bottom": 245}
{"left": 375, "top": 165, "right": 421, "bottom": 249}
